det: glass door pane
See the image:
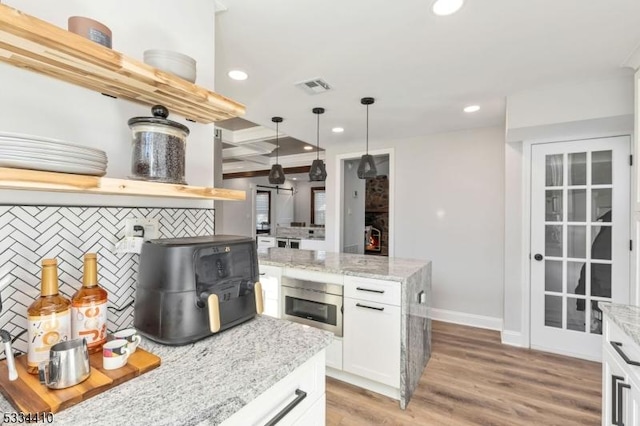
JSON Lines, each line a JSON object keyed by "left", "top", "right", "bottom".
{"left": 542, "top": 150, "right": 614, "bottom": 337}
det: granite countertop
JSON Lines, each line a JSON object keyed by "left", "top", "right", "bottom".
{"left": 258, "top": 247, "right": 429, "bottom": 281}
{"left": 601, "top": 303, "right": 640, "bottom": 348}
{"left": 0, "top": 316, "right": 333, "bottom": 426}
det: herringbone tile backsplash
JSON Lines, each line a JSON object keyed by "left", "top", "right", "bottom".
{"left": 0, "top": 206, "right": 215, "bottom": 355}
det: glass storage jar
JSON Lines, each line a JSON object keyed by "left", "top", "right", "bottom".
{"left": 128, "top": 105, "right": 190, "bottom": 184}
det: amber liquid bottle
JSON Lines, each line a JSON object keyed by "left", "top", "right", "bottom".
{"left": 27, "top": 259, "right": 71, "bottom": 374}
{"left": 71, "top": 253, "right": 108, "bottom": 354}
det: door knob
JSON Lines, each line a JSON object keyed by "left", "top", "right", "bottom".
{"left": 534, "top": 253, "right": 543, "bottom": 261}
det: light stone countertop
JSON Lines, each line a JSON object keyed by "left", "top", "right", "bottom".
{"left": 0, "top": 316, "right": 333, "bottom": 426}
{"left": 601, "top": 303, "right": 640, "bottom": 347}
{"left": 258, "top": 247, "right": 429, "bottom": 281}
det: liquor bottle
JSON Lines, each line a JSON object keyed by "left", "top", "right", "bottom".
{"left": 27, "top": 259, "right": 71, "bottom": 374}
{"left": 71, "top": 253, "right": 108, "bottom": 353}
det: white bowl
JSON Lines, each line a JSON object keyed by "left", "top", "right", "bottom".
{"left": 143, "top": 50, "right": 196, "bottom": 83}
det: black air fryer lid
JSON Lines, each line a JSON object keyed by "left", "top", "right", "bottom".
{"left": 128, "top": 105, "right": 190, "bottom": 134}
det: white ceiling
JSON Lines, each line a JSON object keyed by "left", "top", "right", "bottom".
{"left": 214, "top": 0, "right": 640, "bottom": 167}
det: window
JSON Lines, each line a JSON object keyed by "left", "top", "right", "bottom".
{"left": 311, "top": 187, "right": 326, "bottom": 226}
{"left": 256, "top": 190, "right": 271, "bottom": 228}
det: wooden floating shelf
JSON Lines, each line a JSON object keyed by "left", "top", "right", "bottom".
{"left": 0, "top": 167, "right": 246, "bottom": 201}
{"left": 0, "top": 4, "right": 245, "bottom": 123}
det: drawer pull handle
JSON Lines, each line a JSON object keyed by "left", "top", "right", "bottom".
{"left": 356, "top": 303, "right": 384, "bottom": 311}
{"left": 356, "top": 287, "right": 384, "bottom": 294}
{"left": 610, "top": 341, "right": 640, "bottom": 366}
{"left": 617, "top": 381, "right": 631, "bottom": 426}
{"left": 612, "top": 375, "right": 624, "bottom": 425}
{"left": 264, "top": 389, "right": 307, "bottom": 426}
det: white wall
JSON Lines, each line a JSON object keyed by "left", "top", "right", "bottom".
{"left": 503, "top": 75, "right": 634, "bottom": 344}
{"left": 503, "top": 141, "right": 524, "bottom": 334}
{"left": 507, "top": 75, "right": 634, "bottom": 131}
{"left": 0, "top": 0, "right": 217, "bottom": 209}
{"left": 326, "top": 127, "right": 506, "bottom": 324}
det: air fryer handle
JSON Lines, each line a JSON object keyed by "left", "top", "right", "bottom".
{"left": 207, "top": 294, "right": 221, "bottom": 333}
{"left": 254, "top": 282, "right": 264, "bottom": 315}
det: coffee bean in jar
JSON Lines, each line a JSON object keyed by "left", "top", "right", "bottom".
{"left": 128, "top": 105, "right": 190, "bottom": 184}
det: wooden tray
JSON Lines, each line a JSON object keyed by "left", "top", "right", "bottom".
{"left": 0, "top": 347, "right": 160, "bottom": 413}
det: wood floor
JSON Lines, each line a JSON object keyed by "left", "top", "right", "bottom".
{"left": 326, "top": 321, "right": 602, "bottom": 426}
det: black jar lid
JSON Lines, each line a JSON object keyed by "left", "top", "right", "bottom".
{"left": 128, "top": 105, "right": 190, "bottom": 135}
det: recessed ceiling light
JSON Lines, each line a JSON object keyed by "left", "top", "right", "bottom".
{"left": 304, "top": 146, "right": 313, "bottom": 151}
{"left": 332, "top": 127, "right": 344, "bottom": 133}
{"left": 292, "top": 177, "right": 297, "bottom": 180}
{"left": 464, "top": 105, "right": 480, "bottom": 113}
{"left": 228, "top": 70, "right": 248, "bottom": 81}
{"left": 432, "top": 0, "right": 464, "bottom": 16}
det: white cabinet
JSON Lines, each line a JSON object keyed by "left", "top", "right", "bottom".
{"left": 343, "top": 296, "right": 400, "bottom": 388}
{"left": 343, "top": 276, "right": 401, "bottom": 389}
{"left": 259, "top": 264, "right": 282, "bottom": 318}
{"left": 325, "top": 337, "right": 343, "bottom": 371}
{"left": 603, "top": 344, "right": 633, "bottom": 426}
{"left": 221, "top": 350, "right": 326, "bottom": 426}
{"left": 602, "top": 314, "right": 640, "bottom": 425}
{"left": 257, "top": 236, "right": 276, "bottom": 249}
{"left": 299, "top": 239, "right": 326, "bottom": 251}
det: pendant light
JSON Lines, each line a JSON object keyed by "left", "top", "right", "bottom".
{"left": 357, "top": 97, "right": 377, "bottom": 179}
{"left": 309, "top": 107, "right": 327, "bottom": 181}
{"left": 268, "top": 116, "right": 286, "bottom": 185}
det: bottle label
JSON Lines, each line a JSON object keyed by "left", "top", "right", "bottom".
{"left": 71, "top": 302, "right": 108, "bottom": 347}
{"left": 27, "top": 310, "right": 71, "bottom": 368}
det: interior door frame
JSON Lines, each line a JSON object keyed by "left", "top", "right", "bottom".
{"left": 333, "top": 148, "right": 395, "bottom": 256}
{"left": 521, "top": 135, "right": 633, "bottom": 352}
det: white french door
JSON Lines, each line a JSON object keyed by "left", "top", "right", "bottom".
{"left": 530, "top": 136, "right": 630, "bottom": 361}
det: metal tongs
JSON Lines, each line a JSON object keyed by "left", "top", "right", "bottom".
{"left": 0, "top": 292, "right": 17, "bottom": 381}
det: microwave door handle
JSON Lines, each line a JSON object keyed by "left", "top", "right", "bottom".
{"left": 207, "top": 294, "right": 221, "bottom": 333}
{"left": 254, "top": 282, "right": 264, "bottom": 315}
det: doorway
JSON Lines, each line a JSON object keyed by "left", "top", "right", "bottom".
{"left": 529, "top": 136, "right": 630, "bottom": 360}
{"left": 335, "top": 149, "right": 394, "bottom": 256}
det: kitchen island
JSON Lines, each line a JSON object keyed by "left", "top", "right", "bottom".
{"left": 258, "top": 247, "right": 431, "bottom": 409}
{"left": 0, "top": 316, "right": 333, "bottom": 426}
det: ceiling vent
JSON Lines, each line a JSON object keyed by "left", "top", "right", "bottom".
{"left": 295, "top": 78, "right": 331, "bottom": 95}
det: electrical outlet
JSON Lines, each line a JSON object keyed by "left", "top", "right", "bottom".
{"left": 124, "top": 218, "right": 159, "bottom": 241}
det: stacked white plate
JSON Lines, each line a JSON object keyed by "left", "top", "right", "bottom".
{"left": 0, "top": 132, "right": 108, "bottom": 176}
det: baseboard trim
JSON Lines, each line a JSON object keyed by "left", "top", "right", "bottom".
{"left": 326, "top": 367, "right": 400, "bottom": 402}
{"left": 429, "top": 308, "right": 503, "bottom": 331}
{"left": 530, "top": 344, "right": 601, "bottom": 362}
{"left": 501, "top": 330, "right": 524, "bottom": 347}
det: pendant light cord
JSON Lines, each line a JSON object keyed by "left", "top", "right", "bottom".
{"left": 366, "top": 104, "right": 369, "bottom": 155}
{"left": 275, "top": 121, "right": 279, "bottom": 164}
{"left": 316, "top": 113, "right": 320, "bottom": 160}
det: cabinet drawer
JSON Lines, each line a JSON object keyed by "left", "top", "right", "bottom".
{"left": 605, "top": 318, "right": 640, "bottom": 376}
{"left": 221, "top": 350, "right": 325, "bottom": 426}
{"left": 344, "top": 276, "right": 401, "bottom": 307}
{"left": 257, "top": 237, "right": 276, "bottom": 248}
{"left": 289, "top": 393, "right": 325, "bottom": 426}
{"left": 259, "top": 264, "right": 282, "bottom": 277}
